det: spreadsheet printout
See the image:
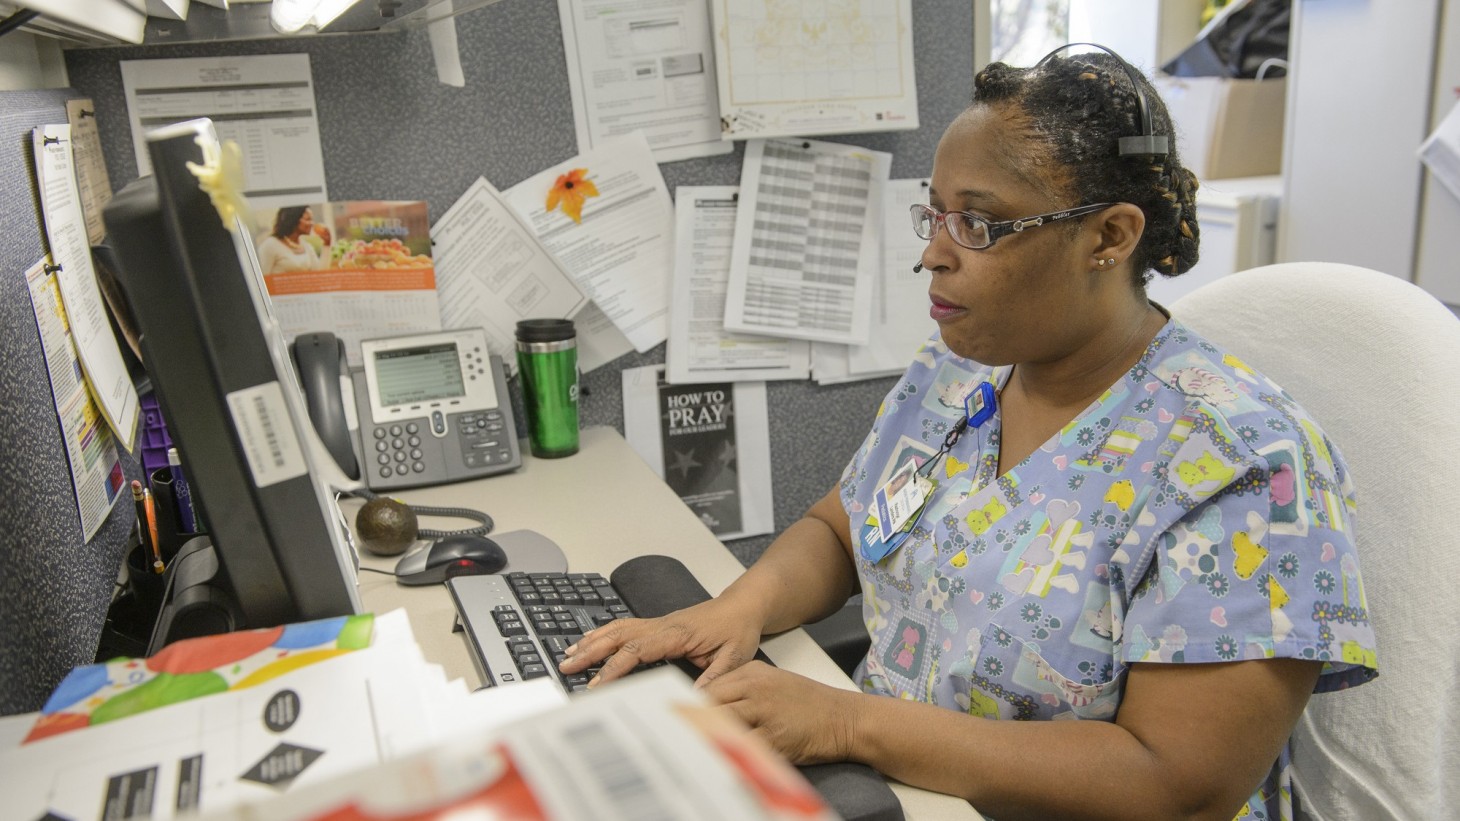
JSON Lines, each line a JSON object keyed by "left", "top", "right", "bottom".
{"left": 723, "top": 137, "right": 890, "bottom": 346}
{"left": 667, "top": 185, "right": 810, "bottom": 383}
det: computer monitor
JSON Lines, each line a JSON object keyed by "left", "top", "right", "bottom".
{"left": 103, "top": 118, "right": 361, "bottom": 642}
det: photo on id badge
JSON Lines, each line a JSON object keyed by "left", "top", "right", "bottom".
{"left": 874, "top": 458, "right": 922, "bottom": 543}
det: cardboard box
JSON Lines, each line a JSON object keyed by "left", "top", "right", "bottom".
{"left": 1154, "top": 76, "right": 1287, "bottom": 180}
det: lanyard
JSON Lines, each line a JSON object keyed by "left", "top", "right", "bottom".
{"left": 916, "top": 380, "right": 997, "bottom": 480}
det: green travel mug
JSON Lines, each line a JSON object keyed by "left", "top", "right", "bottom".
{"left": 515, "top": 318, "right": 580, "bottom": 458}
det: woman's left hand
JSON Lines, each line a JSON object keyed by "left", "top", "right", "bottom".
{"left": 701, "top": 661, "right": 859, "bottom": 765}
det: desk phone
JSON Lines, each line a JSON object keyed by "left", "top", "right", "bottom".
{"left": 292, "top": 328, "right": 522, "bottom": 490}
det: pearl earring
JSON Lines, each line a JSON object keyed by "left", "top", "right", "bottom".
{"left": 1097, "top": 257, "right": 1116, "bottom": 268}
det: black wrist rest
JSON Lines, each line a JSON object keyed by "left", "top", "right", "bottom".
{"left": 611, "top": 554, "right": 905, "bottom": 821}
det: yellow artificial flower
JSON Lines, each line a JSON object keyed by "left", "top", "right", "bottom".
{"left": 546, "top": 168, "right": 599, "bottom": 223}
{"left": 185, "top": 136, "right": 254, "bottom": 234}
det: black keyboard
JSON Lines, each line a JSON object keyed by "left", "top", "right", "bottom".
{"left": 448, "top": 557, "right": 906, "bottom": 821}
{"left": 447, "top": 571, "right": 653, "bottom": 692}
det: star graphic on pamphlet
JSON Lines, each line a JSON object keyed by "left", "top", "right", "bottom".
{"left": 669, "top": 448, "right": 701, "bottom": 479}
{"left": 716, "top": 439, "right": 736, "bottom": 470}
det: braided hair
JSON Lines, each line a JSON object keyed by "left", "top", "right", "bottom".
{"left": 972, "top": 53, "right": 1200, "bottom": 284}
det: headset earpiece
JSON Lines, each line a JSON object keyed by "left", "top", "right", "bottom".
{"left": 1035, "top": 42, "right": 1170, "bottom": 159}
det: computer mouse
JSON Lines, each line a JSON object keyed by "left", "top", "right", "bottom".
{"left": 394, "top": 534, "right": 507, "bottom": 586}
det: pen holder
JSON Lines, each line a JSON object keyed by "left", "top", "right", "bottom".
{"left": 100, "top": 542, "right": 170, "bottom": 658}
{"left": 149, "top": 468, "right": 185, "bottom": 564}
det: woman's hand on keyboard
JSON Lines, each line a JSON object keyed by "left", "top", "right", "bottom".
{"left": 702, "top": 660, "right": 857, "bottom": 765}
{"left": 557, "top": 596, "right": 763, "bottom": 688}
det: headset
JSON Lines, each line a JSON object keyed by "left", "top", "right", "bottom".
{"left": 912, "top": 43, "right": 1167, "bottom": 275}
{"left": 1035, "top": 42, "right": 1170, "bottom": 159}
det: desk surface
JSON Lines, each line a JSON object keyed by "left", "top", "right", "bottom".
{"left": 354, "top": 426, "right": 980, "bottom": 821}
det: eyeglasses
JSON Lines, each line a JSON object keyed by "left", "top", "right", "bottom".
{"left": 910, "top": 202, "right": 1114, "bottom": 250}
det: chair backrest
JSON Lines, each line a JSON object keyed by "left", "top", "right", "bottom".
{"left": 1170, "top": 262, "right": 1460, "bottom": 821}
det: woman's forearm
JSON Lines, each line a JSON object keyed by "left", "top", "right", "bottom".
{"left": 722, "top": 513, "right": 859, "bottom": 635}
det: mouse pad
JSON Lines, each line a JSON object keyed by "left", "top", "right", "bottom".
{"left": 491, "top": 529, "right": 569, "bottom": 574}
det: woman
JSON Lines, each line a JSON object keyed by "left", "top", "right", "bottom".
{"left": 563, "top": 49, "right": 1378, "bottom": 820}
{"left": 256, "top": 205, "right": 331, "bottom": 274}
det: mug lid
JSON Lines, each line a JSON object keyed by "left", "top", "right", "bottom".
{"left": 515, "top": 318, "right": 576, "bottom": 343}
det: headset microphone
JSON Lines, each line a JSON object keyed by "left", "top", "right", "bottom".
{"left": 913, "top": 262, "right": 923, "bottom": 273}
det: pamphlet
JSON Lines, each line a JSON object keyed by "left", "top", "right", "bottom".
{"left": 32, "top": 123, "right": 140, "bottom": 450}
{"left": 251, "top": 200, "right": 442, "bottom": 367}
{"left": 622, "top": 365, "right": 774, "bottom": 541}
{"left": 198, "top": 668, "right": 836, "bottom": 821}
{"left": 24, "top": 257, "right": 126, "bottom": 541}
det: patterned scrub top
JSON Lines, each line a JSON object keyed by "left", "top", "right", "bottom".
{"left": 839, "top": 318, "right": 1378, "bottom": 821}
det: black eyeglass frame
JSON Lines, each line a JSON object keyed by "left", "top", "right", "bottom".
{"left": 909, "top": 202, "right": 1115, "bottom": 251}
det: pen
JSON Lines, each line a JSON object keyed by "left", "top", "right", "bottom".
{"left": 130, "top": 479, "right": 151, "bottom": 559}
{"left": 143, "top": 486, "right": 163, "bottom": 574}
{"left": 168, "top": 447, "right": 198, "bottom": 533}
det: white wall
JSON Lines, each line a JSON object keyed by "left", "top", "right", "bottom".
{"left": 1279, "top": 0, "right": 1443, "bottom": 280}
{"left": 0, "top": 31, "right": 68, "bottom": 90}
{"left": 1415, "top": 2, "right": 1460, "bottom": 305}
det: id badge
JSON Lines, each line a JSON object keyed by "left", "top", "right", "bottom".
{"left": 861, "top": 461, "right": 933, "bottom": 563}
{"left": 860, "top": 517, "right": 906, "bottom": 564}
{"left": 875, "top": 459, "right": 925, "bottom": 542}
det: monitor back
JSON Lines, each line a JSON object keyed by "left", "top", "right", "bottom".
{"left": 103, "top": 119, "right": 361, "bottom": 632}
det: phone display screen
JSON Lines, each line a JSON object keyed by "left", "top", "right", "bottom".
{"left": 373, "top": 343, "right": 464, "bottom": 406}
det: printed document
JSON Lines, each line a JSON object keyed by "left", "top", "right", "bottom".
{"left": 65, "top": 99, "right": 112, "bottom": 246}
{"left": 431, "top": 177, "right": 592, "bottom": 369}
{"left": 667, "top": 186, "right": 809, "bottom": 383}
{"left": 623, "top": 365, "right": 774, "bottom": 541}
{"left": 503, "top": 132, "right": 673, "bottom": 354}
{"left": 250, "top": 200, "right": 441, "bottom": 368}
{"left": 710, "top": 0, "right": 919, "bottom": 139}
{"left": 24, "top": 258, "right": 126, "bottom": 541}
{"left": 0, "top": 611, "right": 566, "bottom": 821}
{"left": 810, "top": 341, "right": 854, "bottom": 386}
{"left": 724, "top": 137, "right": 890, "bottom": 346}
{"left": 847, "top": 177, "right": 936, "bottom": 377}
{"left": 33, "top": 124, "right": 139, "bottom": 451}
{"left": 120, "top": 54, "right": 328, "bottom": 209}
{"left": 184, "top": 669, "right": 837, "bottom": 821}
{"left": 557, "top": 0, "right": 731, "bottom": 164}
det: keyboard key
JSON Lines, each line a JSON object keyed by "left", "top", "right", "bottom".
{"left": 453, "top": 570, "right": 665, "bottom": 698}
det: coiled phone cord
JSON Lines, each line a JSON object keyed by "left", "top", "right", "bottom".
{"left": 349, "top": 488, "right": 494, "bottom": 539}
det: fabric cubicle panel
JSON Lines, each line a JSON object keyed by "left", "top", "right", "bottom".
{"left": 0, "top": 89, "right": 141, "bottom": 716}
{"left": 62, "top": 0, "right": 975, "bottom": 567}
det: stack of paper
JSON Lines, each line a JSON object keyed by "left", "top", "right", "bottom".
{"left": 0, "top": 610, "right": 565, "bottom": 820}
{"left": 202, "top": 668, "right": 838, "bottom": 821}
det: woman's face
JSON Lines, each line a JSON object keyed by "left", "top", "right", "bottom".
{"left": 297, "top": 208, "right": 315, "bottom": 235}
{"left": 921, "top": 106, "right": 1104, "bottom": 366}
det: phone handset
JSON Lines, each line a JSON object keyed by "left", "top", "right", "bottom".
{"left": 291, "top": 332, "right": 361, "bottom": 480}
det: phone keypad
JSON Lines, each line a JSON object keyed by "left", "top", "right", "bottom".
{"left": 370, "top": 424, "right": 428, "bottom": 479}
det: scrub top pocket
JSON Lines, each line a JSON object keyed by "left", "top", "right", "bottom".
{"left": 953, "top": 622, "right": 1125, "bottom": 722}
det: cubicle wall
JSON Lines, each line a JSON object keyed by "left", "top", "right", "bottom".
{"left": 63, "top": 1, "right": 975, "bottom": 569}
{"left": 0, "top": 89, "right": 144, "bottom": 716}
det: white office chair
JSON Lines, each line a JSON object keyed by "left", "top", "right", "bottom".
{"left": 1170, "top": 261, "right": 1460, "bottom": 821}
